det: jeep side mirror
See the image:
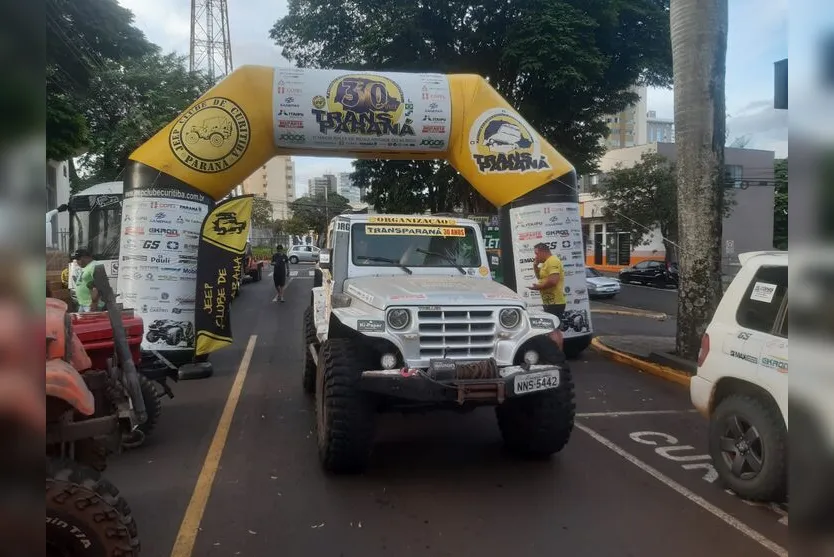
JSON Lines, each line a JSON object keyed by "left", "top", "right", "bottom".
{"left": 319, "top": 249, "right": 331, "bottom": 270}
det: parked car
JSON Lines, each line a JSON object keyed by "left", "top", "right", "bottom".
{"left": 585, "top": 267, "right": 620, "bottom": 299}
{"left": 690, "top": 251, "right": 788, "bottom": 504}
{"left": 618, "top": 259, "right": 678, "bottom": 288}
{"left": 288, "top": 244, "right": 321, "bottom": 264}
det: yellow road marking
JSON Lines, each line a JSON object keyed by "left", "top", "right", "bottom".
{"left": 170, "top": 334, "right": 258, "bottom": 557}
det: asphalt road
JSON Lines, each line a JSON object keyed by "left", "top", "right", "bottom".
{"left": 106, "top": 265, "right": 787, "bottom": 557}
{"left": 593, "top": 281, "right": 678, "bottom": 317}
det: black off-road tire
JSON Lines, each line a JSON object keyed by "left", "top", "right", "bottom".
{"left": 302, "top": 306, "right": 318, "bottom": 395}
{"left": 166, "top": 328, "right": 183, "bottom": 346}
{"left": 46, "top": 459, "right": 139, "bottom": 557}
{"left": 136, "top": 374, "right": 163, "bottom": 439}
{"left": 316, "top": 338, "right": 376, "bottom": 474}
{"left": 497, "top": 337, "right": 575, "bottom": 458}
{"left": 709, "top": 394, "right": 787, "bottom": 502}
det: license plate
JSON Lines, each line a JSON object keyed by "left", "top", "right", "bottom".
{"left": 513, "top": 370, "right": 560, "bottom": 394}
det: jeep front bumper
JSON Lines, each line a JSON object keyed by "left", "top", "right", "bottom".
{"left": 359, "top": 364, "right": 563, "bottom": 404}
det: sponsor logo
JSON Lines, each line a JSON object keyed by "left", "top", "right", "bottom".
{"left": 761, "top": 356, "right": 788, "bottom": 372}
{"left": 124, "top": 227, "right": 145, "bottom": 236}
{"left": 92, "top": 194, "right": 120, "bottom": 209}
{"left": 469, "top": 108, "right": 550, "bottom": 174}
{"left": 123, "top": 239, "right": 140, "bottom": 250}
{"left": 518, "top": 256, "right": 536, "bottom": 264}
{"left": 575, "top": 288, "right": 587, "bottom": 295}
{"left": 281, "top": 96, "right": 300, "bottom": 108}
{"left": 566, "top": 206, "right": 579, "bottom": 212}
{"left": 561, "top": 240, "right": 572, "bottom": 248}
{"left": 571, "top": 251, "right": 583, "bottom": 258}
{"left": 422, "top": 115, "right": 446, "bottom": 123}
{"left": 277, "top": 132, "right": 305, "bottom": 143}
{"left": 122, "top": 254, "right": 147, "bottom": 262}
{"left": 529, "top": 317, "right": 554, "bottom": 329}
{"left": 176, "top": 296, "right": 196, "bottom": 304}
{"left": 425, "top": 101, "right": 443, "bottom": 113}
{"left": 737, "top": 331, "right": 752, "bottom": 340}
{"left": 184, "top": 243, "right": 200, "bottom": 250}
{"left": 169, "top": 96, "right": 251, "bottom": 174}
{"left": 422, "top": 125, "right": 446, "bottom": 134}
{"left": 150, "top": 201, "right": 178, "bottom": 210}
{"left": 274, "top": 80, "right": 302, "bottom": 95}
{"left": 179, "top": 204, "right": 202, "bottom": 213}
{"left": 143, "top": 240, "right": 161, "bottom": 249}
{"left": 151, "top": 255, "right": 172, "bottom": 264}
{"left": 151, "top": 211, "right": 171, "bottom": 224}
{"left": 276, "top": 109, "right": 304, "bottom": 118}
{"left": 181, "top": 268, "right": 198, "bottom": 275}
{"left": 166, "top": 241, "right": 180, "bottom": 250}
{"left": 419, "top": 138, "right": 445, "bottom": 147}
{"left": 157, "top": 275, "right": 179, "bottom": 281}
{"left": 517, "top": 231, "right": 543, "bottom": 241}
{"left": 730, "top": 350, "right": 758, "bottom": 364}
{"left": 179, "top": 255, "right": 198, "bottom": 263}
{"left": 278, "top": 119, "right": 304, "bottom": 129}
{"left": 546, "top": 229, "right": 570, "bottom": 238}
{"left": 149, "top": 227, "right": 180, "bottom": 237}
{"left": 356, "top": 319, "right": 385, "bottom": 333}
{"left": 183, "top": 230, "right": 199, "bottom": 239}
{"left": 310, "top": 74, "right": 414, "bottom": 139}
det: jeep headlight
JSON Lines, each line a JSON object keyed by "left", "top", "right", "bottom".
{"left": 499, "top": 308, "right": 521, "bottom": 329}
{"left": 386, "top": 308, "right": 411, "bottom": 330}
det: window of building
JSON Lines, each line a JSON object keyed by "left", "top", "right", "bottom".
{"left": 725, "top": 165, "right": 743, "bottom": 188}
{"left": 735, "top": 265, "right": 788, "bottom": 334}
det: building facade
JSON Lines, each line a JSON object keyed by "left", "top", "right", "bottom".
{"left": 646, "top": 110, "right": 675, "bottom": 143}
{"left": 603, "top": 85, "right": 648, "bottom": 150}
{"left": 581, "top": 143, "right": 776, "bottom": 273}
{"left": 308, "top": 174, "right": 338, "bottom": 197}
{"left": 242, "top": 156, "right": 295, "bottom": 220}
{"left": 46, "top": 159, "right": 71, "bottom": 251}
{"left": 337, "top": 171, "right": 362, "bottom": 203}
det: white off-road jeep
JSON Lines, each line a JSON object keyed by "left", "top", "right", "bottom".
{"left": 304, "top": 214, "right": 576, "bottom": 473}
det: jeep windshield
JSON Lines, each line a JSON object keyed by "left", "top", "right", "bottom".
{"left": 351, "top": 223, "right": 481, "bottom": 268}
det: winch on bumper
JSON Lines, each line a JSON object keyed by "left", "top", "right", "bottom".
{"left": 358, "top": 359, "right": 563, "bottom": 405}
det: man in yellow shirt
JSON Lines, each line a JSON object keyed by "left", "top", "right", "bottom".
{"left": 528, "top": 243, "right": 566, "bottom": 347}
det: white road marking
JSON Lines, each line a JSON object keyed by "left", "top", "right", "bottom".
{"left": 576, "top": 409, "right": 698, "bottom": 418}
{"left": 577, "top": 422, "right": 788, "bottom": 557}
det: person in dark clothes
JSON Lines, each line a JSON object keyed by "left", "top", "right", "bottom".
{"left": 271, "top": 245, "right": 290, "bottom": 302}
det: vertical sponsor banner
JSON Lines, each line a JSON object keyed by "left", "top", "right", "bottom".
{"left": 508, "top": 203, "right": 591, "bottom": 338}
{"left": 194, "top": 195, "right": 253, "bottom": 356}
{"left": 483, "top": 217, "right": 503, "bottom": 284}
{"left": 117, "top": 186, "right": 213, "bottom": 354}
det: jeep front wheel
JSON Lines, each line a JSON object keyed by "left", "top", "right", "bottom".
{"left": 316, "top": 338, "right": 376, "bottom": 473}
{"left": 302, "top": 306, "right": 317, "bottom": 394}
{"left": 497, "top": 337, "right": 576, "bottom": 458}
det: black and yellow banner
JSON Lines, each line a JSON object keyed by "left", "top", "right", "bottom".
{"left": 194, "top": 195, "right": 253, "bottom": 355}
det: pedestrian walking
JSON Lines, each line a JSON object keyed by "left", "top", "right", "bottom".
{"left": 271, "top": 245, "right": 290, "bottom": 303}
{"left": 528, "top": 242, "right": 566, "bottom": 347}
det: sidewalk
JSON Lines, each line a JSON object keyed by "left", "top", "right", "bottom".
{"left": 591, "top": 333, "right": 695, "bottom": 387}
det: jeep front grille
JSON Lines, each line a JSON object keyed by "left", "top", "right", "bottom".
{"left": 417, "top": 308, "right": 496, "bottom": 359}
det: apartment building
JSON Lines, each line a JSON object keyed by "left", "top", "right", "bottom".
{"left": 647, "top": 110, "right": 675, "bottom": 143}
{"left": 603, "top": 85, "right": 648, "bottom": 150}
{"left": 242, "top": 156, "right": 296, "bottom": 220}
{"left": 308, "top": 174, "right": 338, "bottom": 197}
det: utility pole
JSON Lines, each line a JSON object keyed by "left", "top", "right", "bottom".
{"left": 189, "top": 0, "right": 233, "bottom": 83}
{"left": 670, "top": 0, "right": 729, "bottom": 359}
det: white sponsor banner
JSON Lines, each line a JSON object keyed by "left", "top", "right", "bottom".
{"left": 117, "top": 193, "right": 211, "bottom": 351}
{"left": 508, "top": 202, "right": 591, "bottom": 338}
{"left": 273, "top": 68, "right": 452, "bottom": 152}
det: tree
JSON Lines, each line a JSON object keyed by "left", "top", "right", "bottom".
{"left": 74, "top": 52, "right": 213, "bottom": 190}
{"left": 289, "top": 192, "right": 351, "bottom": 235}
{"left": 271, "top": 0, "right": 673, "bottom": 212}
{"left": 46, "top": 0, "right": 155, "bottom": 161}
{"left": 251, "top": 197, "right": 274, "bottom": 228}
{"left": 595, "top": 153, "right": 678, "bottom": 264}
{"left": 773, "top": 158, "right": 788, "bottom": 250}
{"left": 284, "top": 216, "right": 311, "bottom": 237}
{"left": 670, "top": 0, "right": 728, "bottom": 359}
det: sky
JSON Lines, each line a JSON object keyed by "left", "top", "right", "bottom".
{"left": 119, "top": 0, "right": 789, "bottom": 197}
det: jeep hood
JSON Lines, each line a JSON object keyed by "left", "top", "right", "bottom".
{"left": 344, "top": 275, "right": 524, "bottom": 309}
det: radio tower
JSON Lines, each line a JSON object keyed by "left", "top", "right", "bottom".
{"left": 189, "top": 0, "right": 233, "bottom": 83}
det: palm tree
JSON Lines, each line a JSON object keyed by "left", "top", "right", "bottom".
{"left": 670, "top": 0, "right": 728, "bottom": 359}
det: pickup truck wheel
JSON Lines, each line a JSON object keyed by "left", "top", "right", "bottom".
{"left": 497, "top": 338, "right": 575, "bottom": 458}
{"left": 46, "top": 459, "right": 139, "bottom": 557}
{"left": 316, "top": 338, "right": 375, "bottom": 474}
{"left": 709, "top": 394, "right": 787, "bottom": 502}
{"left": 302, "top": 306, "right": 317, "bottom": 394}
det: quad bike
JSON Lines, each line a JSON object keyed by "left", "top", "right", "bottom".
{"left": 145, "top": 319, "right": 195, "bottom": 348}
{"left": 559, "top": 309, "right": 590, "bottom": 334}
{"left": 46, "top": 293, "right": 146, "bottom": 556}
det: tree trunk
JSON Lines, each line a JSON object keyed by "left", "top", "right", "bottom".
{"left": 671, "top": 0, "right": 728, "bottom": 360}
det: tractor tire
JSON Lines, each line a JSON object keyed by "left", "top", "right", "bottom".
{"left": 497, "top": 337, "right": 575, "bottom": 458}
{"left": 316, "top": 338, "right": 376, "bottom": 474}
{"left": 46, "top": 459, "right": 140, "bottom": 557}
{"left": 136, "top": 374, "right": 163, "bottom": 440}
{"left": 709, "top": 394, "right": 787, "bottom": 502}
{"left": 302, "top": 306, "right": 318, "bottom": 395}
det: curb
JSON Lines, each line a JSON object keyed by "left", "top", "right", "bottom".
{"left": 591, "top": 338, "right": 691, "bottom": 387}
{"left": 591, "top": 308, "right": 668, "bottom": 321}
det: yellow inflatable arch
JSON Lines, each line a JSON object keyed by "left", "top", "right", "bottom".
{"left": 123, "top": 66, "right": 592, "bottom": 357}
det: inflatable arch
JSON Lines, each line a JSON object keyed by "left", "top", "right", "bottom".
{"left": 120, "top": 66, "right": 593, "bottom": 360}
